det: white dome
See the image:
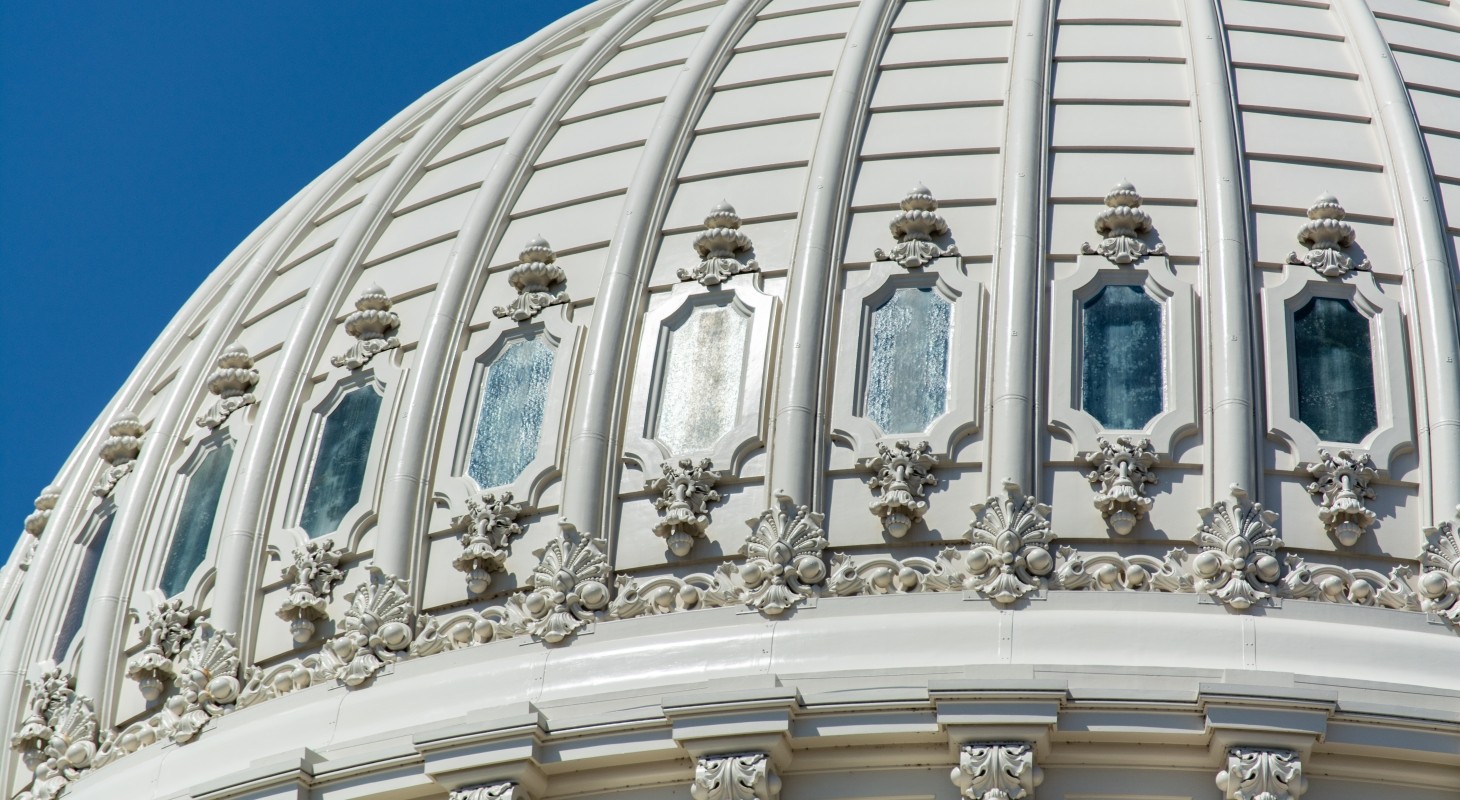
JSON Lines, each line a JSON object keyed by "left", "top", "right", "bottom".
{"left": 6, "top": 0, "right": 1460, "bottom": 798}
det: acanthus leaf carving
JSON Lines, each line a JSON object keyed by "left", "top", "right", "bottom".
{"left": 964, "top": 482, "right": 1057, "bottom": 604}
{"left": 691, "top": 752, "right": 780, "bottom": 800}
{"left": 874, "top": 184, "right": 959, "bottom": 269}
{"left": 19, "top": 485, "right": 60, "bottom": 569}
{"left": 649, "top": 458, "right": 720, "bottom": 557}
{"left": 10, "top": 667, "right": 96, "bottom": 800}
{"left": 92, "top": 412, "right": 146, "bottom": 498}
{"left": 1304, "top": 449, "right": 1378, "bottom": 547}
{"left": 452, "top": 491, "right": 525, "bottom": 594}
{"left": 331, "top": 284, "right": 400, "bottom": 370}
{"left": 739, "top": 504, "right": 827, "bottom": 615}
{"left": 315, "top": 567, "right": 415, "bottom": 686}
{"left": 1280, "top": 554, "right": 1418, "bottom": 610}
{"left": 1084, "top": 436, "right": 1157, "bottom": 535}
{"left": 195, "top": 342, "right": 259, "bottom": 428}
{"left": 124, "top": 599, "right": 196, "bottom": 701}
{"left": 493, "top": 236, "right": 569, "bottom": 321}
{"left": 860, "top": 440, "right": 937, "bottom": 538}
{"left": 1192, "top": 486, "right": 1283, "bottom": 610}
{"left": 1285, "top": 194, "right": 1370, "bottom": 278}
{"left": 1080, "top": 182, "right": 1166, "bottom": 265}
{"left": 950, "top": 742, "right": 1042, "bottom": 800}
{"left": 1418, "top": 519, "right": 1460, "bottom": 627}
{"left": 1217, "top": 747, "right": 1307, "bottom": 800}
{"left": 1053, "top": 546, "right": 1191, "bottom": 593}
{"left": 679, "top": 202, "right": 760, "bottom": 286}
{"left": 451, "top": 783, "right": 530, "bottom": 800}
{"left": 276, "top": 538, "right": 347, "bottom": 643}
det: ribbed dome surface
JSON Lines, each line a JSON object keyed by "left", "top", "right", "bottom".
{"left": 5, "top": 0, "right": 1460, "bottom": 798}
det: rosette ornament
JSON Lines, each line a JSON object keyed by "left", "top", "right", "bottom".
{"left": 861, "top": 440, "right": 938, "bottom": 537}
{"left": 9, "top": 668, "right": 96, "bottom": 800}
{"left": 1304, "top": 449, "right": 1378, "bottom": 547}
{"left": 92, "top": 412, "right": 146, "bottom": 498}
{"left": 316, "top": 567, "right": 416, "bottom": 687}
{"left": 1080, "top": 181, "right": 1166, "bottom": 265}
{"left": 1285, "top": 193, "right": 1371, "bottom": 277}
{"left": 963, "top": 482, "right": 1057, "bottom": 604}
{"left": 873, "top": 183, "right": 959, "bottom": 269}
{"left": 1190, "top": 486, "right": 1283, "bottom": 610}
{"left": 331, "top": 284, "right": 400, "bottom": 370}
{"left": 493, "top": 236, "right": 569, "bottom": 321}
{"left": 276, "top": 539, "right": 347, "bottom": 643}
{"left": 679, "top": 202, "right": 760, "bottom": 286}
{"left": 1084, "top": 437, "right": 1158, "bottom": 535}
{"left": 738, "top": 505, "right": 828, "bottom": 615}
{"left": 1418, "top": 520, "right": 1460, "bottom": 627}
{"left": 649, "top": 458, "right": 720, "bottom": 557}
{"left": 519, "top": 533, "right": 610, "bottom": 643}
{"left": 452, "top": 492, "right": 524, "bottom": 593}
{"left": 195, "top": 342, "right": 259, "bottom": 428}
{"left": 124, "top": 599, "right": 196, "bottom": 701}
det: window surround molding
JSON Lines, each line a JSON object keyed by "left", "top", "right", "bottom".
{"left": 41, "top": 503, "right": 115, "bottom": 668}
{"left": 623, "top": 273, "right": 778, "bottom": 476}
{"left": 1047, "top": 253, "right": 1198, "bottom": 461}
{"left": 829, "top": 258, "right": 984, "bottom": 465}
{"left": 1261, "top": 267, "right": 1412, "bottom": 471}
{"left": 142, "top": 430, "right": 237, "bottom": 607}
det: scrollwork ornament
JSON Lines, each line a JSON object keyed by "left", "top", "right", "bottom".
{"left": 331, "top": 283, "right": 400, "bottom": 370}
{"left": 679, "top": 202, "right": 760, "bottom": 286}
{"left": 195, "top": 342, "right": 259, "bottom": 428}
{"left": 1418, "top": 520, "right": 1460, "bottom": 627}
{"left": 125, "top": 599, "right": 196, "bottom": 701}
{"left": 92, "top": 412, "right": 146, "bottom": 498}
{"left": 1304, "top": 449, "right": 1378, "bottom": 547}
{"left": 950, "top": 742, "right": 1042, "bottom": 800}
{"left": 1080, "top": 182, "right": 1166, "bottom": 265}
{"left": 1280, "top": 554, "right": 1417, "bottom": 610}
{"left": 964, "top": 482, "right": 1057, "bottom": 604}
{"left": 738, "top": 504, "right": 828, "bottom": 615}
{"left": 874, "top": 183, "right": 959, "bottom": 269}
{"left": 494, "top": 236, "right": 569, "bottom": 321}
{"left": 315, "top": 567, "right": 415, "bottom": 686}
{"left": 1285, "top": 194, "right": 1370, "bottom": 278}
{"left": 10, "top": 668, "right": 96, "bottom": 800}
{"left": 1217, "top": 748, "right": 1307, "bottom": 800}
{"left": 1054, "top": 546, "right": 1190, "bottom": 593}
{"left": 860, "top": 440, "right": 937, "bottom": 538}
{"left": 276, "top": 539, "right": 347, "bottom": 643}
{"left": 451, "top": 784, "right": 530, "bottom": 800}
{"left": 649, "top": 458, "right": 720, "bottom": 557}
{"left": 1191, "top": 486, "right": 1283, "bottom": 610}
{"left": 691, "top": 752, "right": 780, "bottom": 800}
{"left": 1084, "top": 436, "right": 1158, "bottom": 535}
{"left": 452, "top": 492, "right": 525, "bottom": 593}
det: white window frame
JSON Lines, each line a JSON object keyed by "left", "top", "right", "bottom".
{"left": 144, "top": 429, "right": 238, "bottom": 606}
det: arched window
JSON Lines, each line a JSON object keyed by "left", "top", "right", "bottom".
{"left": 53, "top": 514, "right": 113, "bottom": 662}
{"left": 299, "top": 386, "right": 382, "bottom": 538}
{"left": 1081, "top": 284, "right": 1164, "bottom": 430}
{"left": 863, "top": 286, "right": 952, "bottom": 434}
{"left": 654, "top": 302, "right": 750, "bottom": 452}
{"left": 1293, "top": 297, "right": 1377, "bottom": 443}
{"left": 468, "top": 334, "right": 555, "bottom": 488}
{"left": 159, "top": 441, "right": 233, "bottom": 597}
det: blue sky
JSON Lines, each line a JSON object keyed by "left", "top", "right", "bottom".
{"left": 0, "top": 1, "right": 587, "bottom": 553}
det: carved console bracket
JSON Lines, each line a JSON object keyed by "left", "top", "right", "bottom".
{"left": 10, "top": 668, "right": 97, "bottom": 800}
{"left": 1305, "top": 449, "right": 1378, "bottom": 547}
{"left": 1080, "top": 182, "right": 1166, "bottom": 265}
{"left": 453, "top": 492, "right": 526, "bottom": 593}
{"left": 494, "top": 236, "right": 569, "bottom": 321}
{"left": 951, "top": 742, "right": 1042, "bottom": 800}
{"left": 680, "top": 202, "right": 761, "bottom": 286}
{"left": 277, "top": 539, "right": 348, "bottom": 643}
{"left": 125, "top": 599, "right": 197, "bottom": 701}
{"left": 1285, "top": 194, "right": 1370, "bottom": 277}
{"left": 196, "top": 342, "right": 259, "bottom": 428}
{"left": 1419, "top": 520, "right": 1460, "bottom": 627}
{"left": 332, "top": 284, "right": 400, "bottom": 370}
{"left": 93, "top": 412, "right": 146, "bottom": 498}
{"left": 451, "top": 784, "right": 531, "bottom": 800}
{"left": 1217, "top": 747, "right": 1307, "bottom": 800}
{"left": 692, "top": 752, "right": 780, "bottom": 800}
{"left": 649, "top": 458, "right": 721, "bottom": 557}
{"left": 874, "top": 183, "right": 959, "bottom": 269}
{"left": 1190, "top": 485, "right": 1284, "bottom": 610}
{"left": 1084, "top": 436, "right": 1157, "bottom": 535}
{"left": 964, "top": 482, "right": 1057, "bottom": 604}
{"left": 860, "top": 440, "right": 937, "bottom": 538}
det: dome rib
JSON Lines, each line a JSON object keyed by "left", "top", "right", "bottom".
{"left": 373, "top": 0, "right": 663, "bottom": 583}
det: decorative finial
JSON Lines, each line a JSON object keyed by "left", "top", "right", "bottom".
{"left": 19, "top": 485, "right": 60, "bottom": 568}
{"left": 331, "top": 284, "right": 401, "bottom": 370}
{"left": 493, "top": 236, "right": 569, "bottom": 321}
{"left": 1286, "top": 193, "right": 1370, "bottom": 277}
{"left": 678, "top": 202, "right": 760, "bottom": 286}
{"left": 1081, "top": 182, "right": 1166, "bottom": 264}
{"left": 93, "top": 412, "right": 146, "bottom": 498}
{"left": 196, "top": 342, "right": 259, "bottom": 428}
{"left": 874, "top": 184, "right": 958, "bottom": 268}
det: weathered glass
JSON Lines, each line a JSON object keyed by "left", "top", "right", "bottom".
{"left": 468, "top": 335, "right": 555, "bottom": 488}
{"left": 159, "top": 442, "right": 233, "bottom": 597}
{"left": 655, "top": 303, "right": 749, "bottom": 452}
{"left": 300, "top": 387, "right": 382, "bottom": 538}
{"left": 1081, "top": 284, "right": 1164, "bottom": 429}
{"left": 53, "top": 514, "right": 112, "bottom": 662}
{"left": 864, "top": 286, "right": 952, "bottom": 433}
{"left": 1294, "top": 297, "right": 1377, "bottom": 443}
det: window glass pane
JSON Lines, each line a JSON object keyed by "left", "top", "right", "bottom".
{"left": 655, "top": 303, "right": 749, "bottom": 452}
{"left": 1081, "top": 284, "right": 1164, "bottom": 429}
{"left": 1294, "top": 297, "right": 1377, "bottom": 443}
{"left": 468, "top": 335, "right": 555, "bottom": 488}
{"left": 53, "top": 514, "right": 112, "bottom": 662}
{"left": 300, "top": 387, "right": 382, "bottom": 538}
{"left": 159, "top": 442, "right": 233, "bottom": 597}
{"left": 864, "top": 286, "right": 952, "bottom": 434}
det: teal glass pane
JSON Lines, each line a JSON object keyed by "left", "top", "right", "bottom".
{"left": 469, "top": 335, "right": 554, "bottom": 488}
{"left": 300, "top": 387, "right": 382, "bottom": 538}
{"left": 864, "top": 286, "right": 952, "bottom": 434}
{"left": 53, "top": 515, "right": 112, "bottom": 662}
{"left": 655, "top": 304, "right": 749, "bottom": 451}
{"left": 1081, "top": 284, "right": 1164, "bottom": 429}
{"left": 159, "top": 442, "right": 233, "bottom": 597}
{"left": 1294, "top": 297, "right": 1377, "bottom": 443}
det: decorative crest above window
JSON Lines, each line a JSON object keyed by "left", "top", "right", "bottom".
{"left": 493, "top": 236, "right": 570, "bottom": 321}
{"left": 196, "top": 343, "right": 259, "bottom": 429}
{"left": 692, "top": 753, "right": 781, "bottom": 800}
{"left": 649, "top": 458, "right": 721, "bottom": 557}
{"left": 93, "top": 412, "right": 146, "bottom": 498}
{"left": 1419, "top": 520, "right": 1460, "bottom": 628}
{"left": 874, "top": 184, "right": 959, "bottom": 269}
{"left": 1188, "top": 485, "right": 1283, "bottom": 610}
{"left": 451, "top": 491, "right": 525, "bottom": 594}
{"left": 679, "top": 202, "right": 761, "bottom": 286}
{"left": 331, "top": 284, "right": 400, "bottom": 370}
{"left": 1081, "top": 181, "right": 1166, "bottom": 265}
{"left": 9, "top": 667, "right": 96, "bottom": 800}
{"left": 951, "top": 742, "right": 1042, "bottom": 800}
{"left": 860, "top": 440, "right": 937, "bottom": 538}
{"left": 125, "top": 599, "right": 196, "bottom": 701}
{"left": 1084, "top": 437, "right": 1158, "bottom": 536}
{"left": 1217, "top": 748, "right": 1307, "bottom": 800}
{"left": 1304, "top": 449, "right": 1378, "bottom": 547}
{"left": 964, "top": 482, "right": 1057, "bottom": 604}
{"left": 20, "top": 485, "right": 59, "bottom": 568}
{"left": 1286, "top": 194, "right": 1370, "bottom": 278}
{"left": 277, "top": 539, "right": 347, "bottom": 643}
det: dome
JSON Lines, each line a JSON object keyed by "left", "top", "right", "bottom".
{"left": 5, "top": 0, "right": 1460, "bottom": 797}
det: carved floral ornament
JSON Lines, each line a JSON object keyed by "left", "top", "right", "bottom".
{"left": 1081, "top": 181, "right": 1166, "bottom": 265}
{"left": 453, "top": 491, "right": 526, "bottom": 593}
{"left": 950, "top": 742, "right": 1042, "bottom": 800}
{"left": 1217, "top": 748, "right": 1307, "bottom": 800}
{"left": 1188, "top": 485, "right": 1285, "bottom": 610}
{"left": 1305, "top": 449, "right": 1378, "bottom": 547}
{"left": 276, "top": 539, "right": 347, "bottom": 643}
{"left": 92, "top": 412, "right": 146, "bottom": 499}
{"left": 9, "top": 668, "right": 97, "bottom": 800}
{"left": 1084, "top": 436, "right": 1157, "bottom": 535}
{"left": 124, "top": 599, "right": 196, "bottom": 701}
{"left": 195, "top": 342, "right": 259, "bottom": 428}
{"left": 450, "top": 784, "right": 529, "bottom": 800}
{"left": 649, "top": 458, "right": 721, "bottom": 557}
{"left": 679, "top": 202, "right": 761, "bottom": 286}
{"left": 860, "top": 440, "right": 938, "bottom": 538}
{"left": 692, "top": 752, "right": 780, "bottom": 800}
{"left": 1286, "top": 193, "right": 1371, "bottom": 278}
{"left": 494, "top": 236, "right": 569, "bottom": 321}
{"left": 1419, "top": 519, "right": 1460, "bottom": 627}
{"left": 874, "top": 183, "right": 959, "bottom": 269}
{"left": 332, "top": 283, "right": 400, "bottom": 370}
